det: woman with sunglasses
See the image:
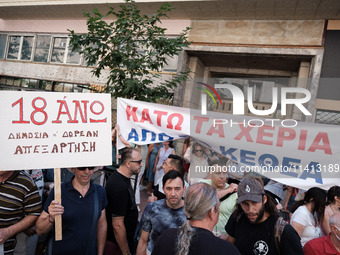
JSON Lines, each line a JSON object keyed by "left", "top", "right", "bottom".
{"left": 187, "top": 143, "right": 210, "bottom": 184}
{"left": 36, "top": 166, "right": 108, "bottom": 255}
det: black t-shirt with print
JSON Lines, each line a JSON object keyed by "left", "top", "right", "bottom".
{"left": 225, "top": 212, "right": 303, "bottom": 255}
{"left": 152, "top": 227, "right": 241, "bottom": 255}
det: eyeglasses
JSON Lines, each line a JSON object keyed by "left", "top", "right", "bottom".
{"left": 130, "top": 160, "right": 143, "bottom": 164}
{"left": 77, "top": 167, "right": 95, "bottom": 171}
{"left": 335, "top": 225, "right": 340, "bottom": 231}
{"left": 195, "top": 150, "right": 203, "bottom": 152}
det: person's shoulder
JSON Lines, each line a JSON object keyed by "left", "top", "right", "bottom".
{"left": 16, "top": 171, "right": 35, "bottom": 184}
{"left": 14, "top": 171, "right": 38, "bottom": 190}
{"left": 152, "top": 228, "right": 178, "bottom": 254}
{"left": 303, "top": 235, "right": 326, "bottom": 254}
{"left": 155, "top": 198, "right": 166, "bottom": 206}
{"left": 93, "top": 183, "right": 107, "bottom": 197}
{"left": 198, "top": 229, "right": 240, "bottom": 254}
{"left": 199, "top": 179, "right": 211, "bottom": 185}
{"left": 146, "top": 199, "right": 163, "bottom": 210}
{"left": 93, "top": 183, "right": 105, "bottom": 192}
{"left": 281, "top": 222, "right": 304, "bottom": 252}
{"left": 160, "top": 227, "right": 178, "bottom": 238}
{"left": 291, "top": 205, "right": 308, "bottom": 221}
{"left": 213, "top": 236, "right": 239, "bottom": 251}
{"left": 106, "top": 171, "right": 127, "bottom": 189}
{"left": 304, "top": 235, "right": 325, "bottom": 246}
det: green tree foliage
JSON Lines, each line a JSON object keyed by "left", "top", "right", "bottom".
{"left": 69, "top": 0, "right": 190, "bottom": 102}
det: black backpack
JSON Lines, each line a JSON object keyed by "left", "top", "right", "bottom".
{"left": 274, "top": 216, "right": 288, "bottom": 255}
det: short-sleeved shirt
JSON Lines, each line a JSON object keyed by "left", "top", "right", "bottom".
{"left": 226, "top": 212, "right": 304, "bottom": 255}
{"left": 152, "top": 227, "right": 241, "bottom": 255}
{"left": 303, "top": 233, "right": 340, "bottom": 255}
{"left": 0, "top": 171, "right": 42, "bottom": 255}
{"left": 44, "top": 178, "right": 107, "bottom": 255}
{"left": 141, "top": 199, "right": 186, "bottom": 253}
{"left": 106, "top": 170, "right": 138, "bottom": 250}
{"left": 291, "top": 205, "right": 322, "bottom": 247}
{"left": 200, "top": 179, "right": 237, "bottom": 235}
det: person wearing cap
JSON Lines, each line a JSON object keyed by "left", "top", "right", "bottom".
{"left": 303, "top": 212, "right": 340, "bottom": 255}
{"left": 36, "top": 166, "right": 107, "bottom": 255}
{"left": 225, "top": 176, "right": 303, "bottom": 255}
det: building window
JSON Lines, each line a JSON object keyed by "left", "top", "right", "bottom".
{"left": 163, "top": 55, "right": 178, "bottom": 72}
{"left": 51, "top": 37, "right": 67, "bottom": 63}
{"left": 7, "top": 35, "right": 34, "bottom": 61}
{"left": 50, "top": 37, "right": 81, "bottom": 64}
{"left": 34, "top": 35, "right": 51, "bottom": 63}
{"left": 7, "top": 36, "right": 21, "bottom": 59}
{"left": 315, "top": 110, "right": 340, "bottom": 125}
{"left": 0, "top": 34, "right": 7, "bottom": 59}
{"left": 1, "top": 33, "right": 99, "bottom": 66}
{"left": 0, "top": 75, "right": 92, "bottom": 93}
{"left": 67, "top": 44, "right": 81, "bottom": 64}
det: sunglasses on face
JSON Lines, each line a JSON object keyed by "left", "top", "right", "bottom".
{"left": 195, "top": 150, "right": 203, "bottom": 152}
{"left": 77, "top": 167, "right": 95, "bottom": 171}
{"left": 130, "top": 160, "right": 143, "bottom": 164}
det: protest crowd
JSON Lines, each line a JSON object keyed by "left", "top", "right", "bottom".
{"left": 1, "top": 127, "right": 340, "bottom": 255}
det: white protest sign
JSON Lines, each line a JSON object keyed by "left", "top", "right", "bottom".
{"left": 117, "top": 98, "right": 340, "bottom": 190}
{"left": 0, "top": 91, "right": 112, "bottom": 170}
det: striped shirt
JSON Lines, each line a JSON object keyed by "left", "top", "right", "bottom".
{"left": 0, "top": 171, "right": 42, "bottom": 254}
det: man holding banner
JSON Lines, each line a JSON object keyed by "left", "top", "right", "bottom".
{"left": 36, "top": 167, "right": 107, "bottom": 255}
{"left": 0, "top": 170, "right": 42, "bottom": 255}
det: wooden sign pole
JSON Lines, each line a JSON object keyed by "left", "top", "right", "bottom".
{"left": 54, "top": 168, "right": 62, "bottom": 241}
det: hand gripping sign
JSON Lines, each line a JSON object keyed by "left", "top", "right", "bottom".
{"left": 0, "top": 91, "right": 112, "bottom": 240}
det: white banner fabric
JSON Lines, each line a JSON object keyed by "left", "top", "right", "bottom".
{"left": 117, "top": 98, "right": 340, "bottom": 190}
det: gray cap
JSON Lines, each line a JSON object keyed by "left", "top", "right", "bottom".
{"left": 237, "top": 177, "right": 265, "bottom": 204}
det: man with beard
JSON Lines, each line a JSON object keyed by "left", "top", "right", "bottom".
{"left": 105, "top": 147, "right": 143, "bottom": 255}
{"left": 136, "top": 170, "right": 186, "bottom": 255}
{"left": 225, "top": 177, "right": 303, "bottom": 255}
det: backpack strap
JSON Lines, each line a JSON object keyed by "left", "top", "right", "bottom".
{"left": 274, "top": 216, "right": 288, "bottom": 255}
{"left": 219, "top": 191, "right": 236, "bottom": 203}
{"left": 85, "top": 185, "right": 99, "bottom": 255}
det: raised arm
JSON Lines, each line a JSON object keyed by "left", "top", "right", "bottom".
{"left": 116, "top": 125, "right": 130, "bottom": 148}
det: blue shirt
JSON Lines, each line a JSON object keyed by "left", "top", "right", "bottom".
{"left": 44, "top": 178, "right": 107, "bottom": 255}
{"left": 141, "top": 199, "right": 186, "bottom": 253}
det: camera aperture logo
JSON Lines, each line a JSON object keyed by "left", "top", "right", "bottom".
{"left": 196, "top": 82, "right": 223, "bottom": 115}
